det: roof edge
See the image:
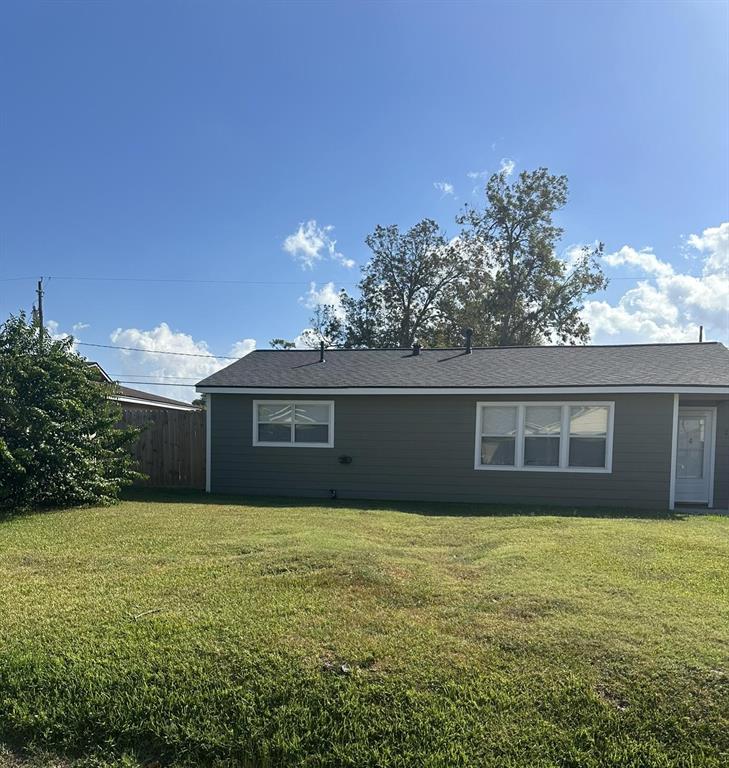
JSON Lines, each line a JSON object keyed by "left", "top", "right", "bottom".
{"left": 113, "top": 394, "right": 201, "bottom": 411}
{"left": 196, "top": 385, "right": 729, "bottom": 396}
{"left": 247, "top": 341, "right": 725, "bottom": 353}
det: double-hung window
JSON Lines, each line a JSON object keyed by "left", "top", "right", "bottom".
{"left": 524, "top": 406, "right": 562, "bottom": 467}
{"left": 476, "top": 402, "right": 613, "bottom": 472}
{"left": 480, "top": 406, "right": 518, "bottom": 466}
{"left": 568, "top": 405, "right": 610, "bottom": 468}
{"left": 253, "top": 401, "right": 334, "bottom": 447}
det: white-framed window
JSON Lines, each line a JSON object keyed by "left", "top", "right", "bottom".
{"left": 253, "top": 400, "right": 334, "bottom": 448}
{"left": 475, "top": 401, "right": 614, "bottom": 473}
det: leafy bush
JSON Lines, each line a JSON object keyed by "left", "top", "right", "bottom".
{"left": 0, "top": 312, "right": 140, "bottom": 511}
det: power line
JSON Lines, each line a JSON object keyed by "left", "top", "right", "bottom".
{"left": 0, "top": 272, "right": 704, "bottom": 284}
{"left": 47, "top": 275, "right": 357, "bottom": 286}
{"left": 77, "top": 341, "right": 239, "bottom": 360}
{"left": 0, "top": 274, "right": 358, "bottom": 290}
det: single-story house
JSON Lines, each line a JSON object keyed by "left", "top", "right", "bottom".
{"left": 196, "top": 342, "right": 729, "bottom": 510}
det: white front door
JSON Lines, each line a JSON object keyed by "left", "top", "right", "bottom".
{"left": 675, "top": 408, "right": 715, "bottom": 505}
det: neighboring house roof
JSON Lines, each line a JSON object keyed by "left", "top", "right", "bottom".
{"left": 86, "top": 361, "right": 200, "bottom": 411}
{"left": 87, "top": 361, "right": 113, "bottom": 383}
{"left": 115, "top": 385, "right": 201, "bottom": 411}
{"left": 196, "top": 342, "right": 729, "bottom": 392}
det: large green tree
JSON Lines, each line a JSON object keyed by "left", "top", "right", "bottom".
{"left": 445, "top": 168, "right": 607, "bottom": 346}
{"left": 0, "top": 313, "right": 140, "bottom": 512}
{"left": 284, "top": 168, "right": 607, "bottom": 349}
{"left": 284, "top": 220, "right": 466, "bottom": 349}
{"left": 342, "top": 220, "right": 466, "bottom": 347}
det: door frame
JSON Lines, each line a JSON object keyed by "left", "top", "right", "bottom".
{"left": 672, "top": 405, "right": 717, "bottom": 507}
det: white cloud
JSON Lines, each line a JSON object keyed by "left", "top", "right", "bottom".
{"left": 583, "top": 222, "right": 729, "bottom": 344}
{"left": 109, "top": 322, "right": 256, "bottom": 402}
{"left": 282, "top": 220, "right": 355, "bottom": 269}
{"left": 604, "top": 245, "right": 675, "bottom": 278}
{"left": 72, "top": 322, "right": 90, "bottom": 333}
{"left": 45, "top": 320, "right": 82, "bottom": 351}
{"left": 292, "top": 281, "right": 347, "bottom": 349}
{"left": 467, "top": 158, "right": 515, "bottom": 194}
{"left": 301, "top": 281, "right": 345, "bottom": 319}
{"left": 433, "top": 181, "right": 455, "bottom": 197}
{"left": 468, "top": 158, "right": 515, "bottom": 188}
{"left": 499, "top": 157, "right": 515, "bottom": 176}
{"left": 466, "top": 169, "right": 488, "bottom": 196}
{"left": 229, "top": 338, "right": 257, "bottom": 358}
{"left": 46, "top": 320, "right": 64, "bottom": 339}
{"left": 581, "top": 301, "right": 700, "bottom": 344}
{"left": 687, "top": 222, "right": 728, "bottom": 274}
{"left": 292, "top": 329, "right": 321, "bottom": 349}
{"left": 563, "top": 244, "right": 589, "bottom": 272}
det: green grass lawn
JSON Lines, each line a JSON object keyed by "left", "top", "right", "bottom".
{"left": 0, "top": 492, "right": 727, "bottom": 767}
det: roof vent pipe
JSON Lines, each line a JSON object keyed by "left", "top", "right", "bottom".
{"left": 412, "top": 342, "right": 421, "bottom": 356}
{"left": 319, "top": 341, "right": 326, "bottom": 363}
{"left": 464, "top": 328, "right": 473, "bottom": 354}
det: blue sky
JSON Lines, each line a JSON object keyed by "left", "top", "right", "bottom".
{"left": 1, "top": 0, "right": 728, "bottom": 400}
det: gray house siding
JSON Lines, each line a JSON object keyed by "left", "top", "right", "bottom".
{"left": 209, "top": 392, "right": 676, "bottom": 509}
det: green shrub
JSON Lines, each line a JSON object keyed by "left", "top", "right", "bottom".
{"left": 0, "top": 312, "right": 140, "bottom": 511}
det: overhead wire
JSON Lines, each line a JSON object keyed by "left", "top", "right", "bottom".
{"left": 0, "top": 272, "right": 701, "bottom": 284}
{"left": 77, "top": 341, "right": 239, "bottom": 359}
{"left": 3, "top": 274, "right": 358, "bottom": 286}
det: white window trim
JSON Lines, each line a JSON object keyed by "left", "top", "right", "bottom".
{"left": 252, "top": 400, "right": 335, "bottom": 448}
{"left": 474, "top": 401, "right": 615, "bottom": 473}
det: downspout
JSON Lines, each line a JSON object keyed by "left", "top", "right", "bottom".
{"left": 668, "top": 393, "right": 679, "bottom": 511}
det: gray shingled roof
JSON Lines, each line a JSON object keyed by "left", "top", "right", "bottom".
{"left": 116, "top": 385, "right": 200, "bottom": 408}
{"left": 197, "top": 342, "right": 729, "bottom": 390}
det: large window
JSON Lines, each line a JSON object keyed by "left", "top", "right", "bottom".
{"left": 253, "top": 401, "right": 334, "bottom": 447}
{"left": 475, "top": 402, "right": 613, "bottom": 472}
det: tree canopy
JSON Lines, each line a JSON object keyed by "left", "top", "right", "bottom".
{"left": 450, "top": 168, "right": 607, "bottom": 346}
{"left": 341, "top": 220, "right": 466, "bottom": 348}
{"left": 276, "top": 167, "right": 607, "bottom": 350}
{"left": 0, "top": 313, "right": 140, "bottom": 512}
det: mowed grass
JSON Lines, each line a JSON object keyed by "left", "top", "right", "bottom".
{"left": 0, "top": 493, "right": 727, "bottom": 767}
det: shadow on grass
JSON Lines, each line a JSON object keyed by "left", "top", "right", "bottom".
{"left": 120, "top": 486, "right": 688, "bottom": 521}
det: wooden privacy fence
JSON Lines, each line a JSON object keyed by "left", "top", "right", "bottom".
{"left": 120, "top": 408, "right": 206, "bottom": 489}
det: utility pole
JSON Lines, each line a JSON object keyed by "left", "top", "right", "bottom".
{"left": 699, "top": 325, "right": 703, "bottom": 343}
{"left": 36, "top": 277, "right": 44, "bottom": 346}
